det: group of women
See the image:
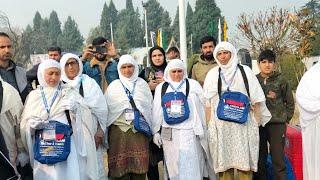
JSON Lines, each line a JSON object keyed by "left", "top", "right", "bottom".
{"left": 19, "top": 41, "right": 268, "bottom": 180}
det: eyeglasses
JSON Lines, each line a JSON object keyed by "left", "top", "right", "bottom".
{"left": 65, "top": 60, "right": 79, "bottom": 67}
{"left": 171, "top": 69, "right": 183, "bottom": 73}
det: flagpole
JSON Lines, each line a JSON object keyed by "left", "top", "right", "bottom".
{"left": 218, "top": 18, "right": 221, "bottom": 43}
{"left": 142, "top": 1, "right": 150, "bottom": 67}
{"left": 110, "top": 22, "right": 114, "bottom": 42}
{"left": 178, "top": 0, "right": 188, "bottom": 68}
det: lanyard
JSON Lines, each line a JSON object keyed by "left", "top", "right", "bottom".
{"left": 220, "top": 66, "right": 238, "bottom": 91}
{"left": 40, "top": 83, "right": 61, "bottom": 114}
{"left": 120, "top": 80, "right": 137, "bottom": 100}
{"left": 168, "top": 79, "right": 185, "bottom": 94}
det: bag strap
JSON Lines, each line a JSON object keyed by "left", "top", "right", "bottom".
{"left": 161, "top": 79, "right": 190, "bottom": 97}
{"left": 218, "top": 64, "right": 250, "bottom": 98}
{"left": 238, "top": 64, "right": 250, "bottom": 98}
{"left": 64, "top": 110, "right": 73, "bottom": 134}
{"left": 79, "top": 81, "right": 84, "bottom": 97}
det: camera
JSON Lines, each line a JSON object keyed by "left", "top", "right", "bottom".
{"left": 93, "top": 45, "right": 107, "bottom": 54}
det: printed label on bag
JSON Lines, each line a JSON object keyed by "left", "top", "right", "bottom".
{"left": 125, "top": 108, "right": 135, "bottom": 121}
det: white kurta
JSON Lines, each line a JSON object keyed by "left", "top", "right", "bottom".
{"left": 20, "top": 85, "right": 98, "bottom": 180}
{"left": 152, "top": 79, "right": 214, "bottom": 180}
{"left": 296, "top": 62, "right": 320, "bottom": 180}
{"left": 203, "top": 65, "right": 271, "bottom": 173}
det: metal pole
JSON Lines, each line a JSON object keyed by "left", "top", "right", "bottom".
{"left": 110, "top": 22, "right": 114, "bottom": 42}
{"left": 178, "top": 0, "right": 188, "bottom": 68}
{"left": 142, "top": 2, "right": 150, "bottom": 67}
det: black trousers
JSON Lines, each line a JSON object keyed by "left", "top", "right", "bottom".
{"left": 254, "top": 123, "right": 286, "bottom": 180}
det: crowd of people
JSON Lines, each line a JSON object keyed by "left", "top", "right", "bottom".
{"left": 0, "top": 30, "right": 319, "bottom": 180}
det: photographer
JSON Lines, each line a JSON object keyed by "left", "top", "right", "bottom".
{"left": 82, "top": 37, "right": 119, "bottom": 92}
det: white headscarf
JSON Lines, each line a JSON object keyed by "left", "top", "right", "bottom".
{"left": 213, "top": 41, "right": 239, "bottom": 83}
{"left": 37, "top": 59, "right": 61, "bottom": 88}
{"left": 296, "top": 62, "right": 320, "bottom": 128}
{"left": 60, "top": 53, "right": 83, "bottom": 88}
{"left": 106, "top": 54, "right": 153, "bottom": 127}
{"left": 163, "top": 59, "right": 187, "bottom": 87}
{"left": 117, "top": 54, "right": 139, "bottom": 92}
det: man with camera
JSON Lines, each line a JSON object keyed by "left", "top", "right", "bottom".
{"left": 82, "top": 37, "right": 119, "bottom": 93}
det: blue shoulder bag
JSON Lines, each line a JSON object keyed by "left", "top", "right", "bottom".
{"left": 34, "top": 110, "right": 73, "bottom": 164}
{"left": 216, "top": 65, "right": 251, "bottom": 124}
{"left": 161, "top": 79, "right": 190, "bottom": 125}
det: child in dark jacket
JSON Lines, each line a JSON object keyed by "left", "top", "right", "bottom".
{"left": 254, "top": 49, "right": 295, "bottom": 180}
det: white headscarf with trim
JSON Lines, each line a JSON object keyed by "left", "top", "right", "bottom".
{"left": 213, "top": 41, "right": 239, "bottom": 83}
{"left": 37, "top": 59, "right": 61, "bottom": 88}
{"left": 60, "top": 53, "right": 83, "bottom": 88}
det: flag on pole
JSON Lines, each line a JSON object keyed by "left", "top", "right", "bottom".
{"left": 223, "top": 17, "right": 228, "bottom": 41}
{"left": 157, "top": 28, "right": 168, "bottom": 50}
{"left": 150, "top": 31, "right": 156, "bottom": 47}
{"left": 218, "top": 18, "right": 221, "bottom": 43}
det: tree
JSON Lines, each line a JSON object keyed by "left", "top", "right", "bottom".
{"left": 186, "top": 3, "right": 194, "bottom": 53}
{"left": 99, "top": 0, "right": 118, "bottom": 41}
{"left": 115, "top": 0, "right": 143, "bottom": 50}
{"left": 48, "top": 11, "right": 62, "bottom": 46}
{"left": 33, "top": 11, "right": 42, "bottom": 31}
{"left": 31, "top": 11, "right": 47, "bottom": 54}
{"left": 171, "top": 7, "right": 179, "bottom": 41}
{"left": 58, "top": 16, "right": 84, "bottom": 52}
{"left": 303, "top": 0, "right": 320, "bottom": 55}
{"left": 192, "top": 0, "right": 221, "bottom": 52}
{"left": 86, "top": 26, "right": 103, "bottom": 44}
{"left": 100, "top": 3, "right": 110, "bottom": 38}
{"left": 144, "top": 0, "right": 171, "bottom": 48}
{"left": 16, "top": 25, "right": 33, "bottom": 66}
{"left": 237, "top": 7, "right": 315, "bottom": 58}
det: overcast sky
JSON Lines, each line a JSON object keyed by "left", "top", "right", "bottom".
{"left": 0, "top": 0, "right": 308, "bottom": 39}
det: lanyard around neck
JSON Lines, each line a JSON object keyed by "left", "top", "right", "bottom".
{"left": 168, "top": 79, "right": 185, "bottom": 94}
{"left": 220, "top": 66, "right": 238, "bottom": 91}
{"left": 40, "top": 83, "right": 61, "bottom": 114}
{"left": 120, "top": 80, "right": 137, "bottom": 99}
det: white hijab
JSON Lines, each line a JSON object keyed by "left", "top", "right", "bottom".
{"left": 117, "top": 54, "right": 139, "bottom": 92}
{"left": 164, "top": 59, "right": 188, "bottom": 88}
{"left": 37, "top": 59, "right": 61, "bottom": 88}
{"left": 296, "top": 62, "right": 320, "bottom": 128}
{"left": 60, "top": 53, "right": 108, "bottom": 132}
{"left": 106, "top": 54, "right": 153, "bottom": 127}
{"left": 60, "top": 53, "right": 83, "bottom": 88}
{"left": 213, "top": 41, "right": 239, "bottom": 84}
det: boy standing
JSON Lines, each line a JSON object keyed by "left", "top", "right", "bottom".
{"left": 254, "top": 49, "right": 295, "bottom": 180}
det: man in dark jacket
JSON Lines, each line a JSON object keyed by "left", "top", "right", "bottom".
{"left": 254, "top": 49, "right": 295, "bottom": 180}
{"left": 82, "top": 37, "right": 119, "bottom": 93}
{"left": 0, "top": 32, "right": 32, "bottom": 103}
{"left": 26, "top": 46, "right": 62, "bottom": 87}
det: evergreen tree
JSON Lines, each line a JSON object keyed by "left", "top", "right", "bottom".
{"left": 86, "top": 26, "right": 103, "bottom": 44}
{"left": 115, "top": 0, "right": 143, "bottom": 50}
{"left": 100, "top": 3, "right": 110, "bottom": 38}
{"left": 144, "top": 0, "right": 171, "bottom": 48}
{"left": 108, "top": 0, "right": 118, "bottom": 40}
{"left": 171, "top": 7, "right": 179, "bottom": 41}
{"left": 48, "top": 11, "right": 62, "bottom": 46}
{"left": 58, "top": 16, "right": 84, "bottom": 52}
{"left": 40, "top": 18, "right": 50, "bottom": 49}
{"left": 32, "top": 11, "right": 46, "bottom": 53}
{"left": 16, "top": 25, "right": 33, "bottom": 65}
{"left": 192, "top": 0, "right": 221, "bottom": 52}
{"left": 304, "top": 0, "right": 320, "bottom": 55}
{"left": 186, "top": 2, "right": 193, "bottom": 39}
{"left": 33, "top": 11, "right": 42, "bottom": 31}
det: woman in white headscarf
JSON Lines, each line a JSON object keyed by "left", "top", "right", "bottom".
{"left": 203, "top": 42, "right": 271, "bottom": 180}
{"left": 152, "top": 59, "right": 213, "bottom": 180}
{"left": 105, "top": 54, "right": 153, "bottom": 179}
{"left": 20, "top": 59, "right": 98, "bottom": 180}
{"left": 60, "top": 53, "right": 108, "bottom": 180}
{"left": 296, "top": 61, "right": 320, "bottom": 180}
